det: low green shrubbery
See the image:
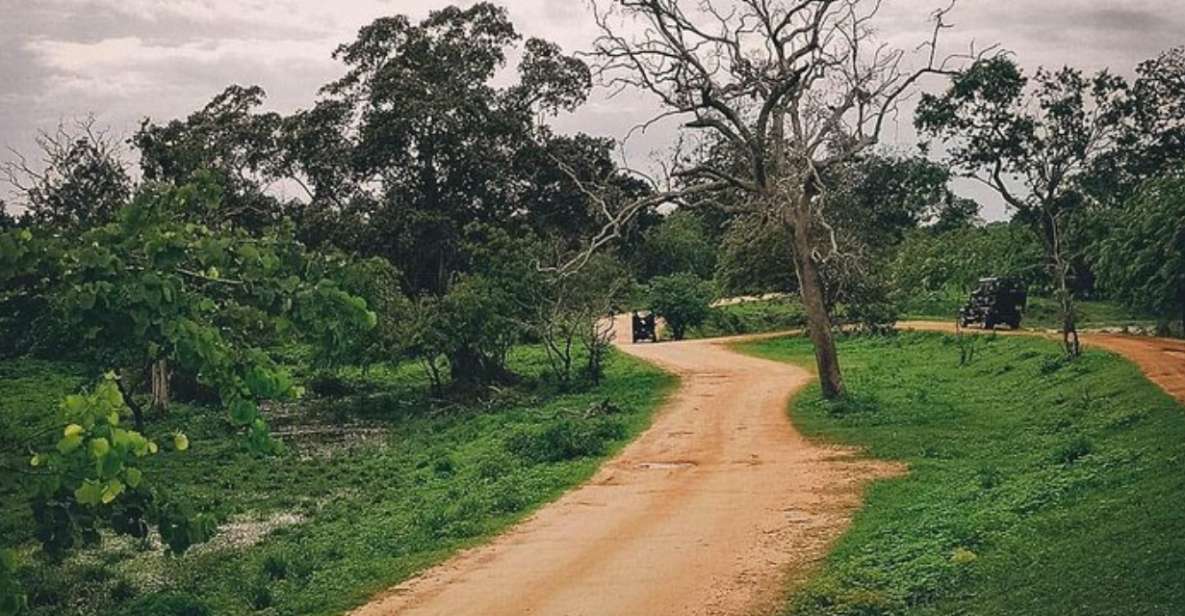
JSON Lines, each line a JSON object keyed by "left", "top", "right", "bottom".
{"left": 690, "top": 298, "right": 808, "bottom": 338}
{"left": 0, "top": 346, "right": 674, "bottom": 615}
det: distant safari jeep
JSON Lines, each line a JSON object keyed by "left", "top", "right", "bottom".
{"left": 959, "top": 277, "right": 1027, "bottom": 330}
{"left": 631, "top": 311, "right": 658, "bottom": 343}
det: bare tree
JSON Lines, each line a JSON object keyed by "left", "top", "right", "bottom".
{"left": 1, "top": 116, "right": 131, "bottom": 231}
{"left": 580, "top": 0, "right": 985, "bottom": 398}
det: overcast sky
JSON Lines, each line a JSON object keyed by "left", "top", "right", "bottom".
{"left": 3, "top": 0, "right": 1183, "bottom": 220}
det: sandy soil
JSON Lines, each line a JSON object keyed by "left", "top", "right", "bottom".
{"left": 899, "top": 321, "right": 1185, "bottom": 406}
{"left": 350, "top": 315, "right": 900, "bottom": 616}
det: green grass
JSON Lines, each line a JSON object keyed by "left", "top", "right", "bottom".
{"left": 737, "top": 332, "right": 1185, "bottom": 616}
{"left": 688, "top": 297, "right": 807, "bottom": 339}
{"left": 0, "top": 347, "right": 675, "bottom": 615}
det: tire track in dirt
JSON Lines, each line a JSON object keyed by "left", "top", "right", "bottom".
{"left": 350, "top": 316, "right": 900, "bottom": 616}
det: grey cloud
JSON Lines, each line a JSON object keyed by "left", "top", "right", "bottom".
{"left": 0, "top": 1, "right": 330, "bottom": 47}
{"left": 4, "top": 0, "right": 1185, "bottom": 222}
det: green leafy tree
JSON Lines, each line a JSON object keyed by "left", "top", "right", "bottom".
{"left": 1094, "top": 173, "right": 1185, "bottom": 334}
{"left": 0, "top": 175, "right": 376, "bottom": 433}
{"left": 917, "top": 57, "right": 1129, "bottom": 355}
{"left": 133, "top": 85, "right": 284, "bottom": 231}
{"left": 1088, "top": 47, "right": 1185, "bottom": 206}
{"left": 716, "top": 213, "right": 799, "bottom": 296}
{"left": 890, "top": 222, "right": 1047, "bottom": 305}
{"left": 0, "top": 201, "right": 16, "bottom": 230}
{"left": 316, "top": 3, "right": 591, "bottom": 297}
{"left": 0, "top": 548, "right": 24, "bottom": 615}
{"left": 648, "top": 274, "right": 713, "bottom": 341}
{"left": 0, "top": 178, "right": 376, "bottom": 577}
{"left": 826, "top": 155, "right": 958, "bottom": 249}
{"left": 26, "top": 375, "right": 214, "bottom": 559}
{"left": 635, "top": 210, "right": 717, "bottom": 281}
{"left": 322, "top": 257, "right": 413, "bottom": 370}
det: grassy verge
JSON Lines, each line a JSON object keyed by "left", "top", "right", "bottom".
{"left": 0, "top": 347, "right": 675, "bottom": 615}
{"left": 688, "top": 297, "right": 807, "bottom": 339}
{"left": 737, "top": 332, "right": 1185, "bottom": 616}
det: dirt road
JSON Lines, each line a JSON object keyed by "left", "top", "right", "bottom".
{"left": 899, "top": 321, "right": 1185, "bottom": 405}
{"left": 351, "top": 317, "right": 899, "bottom": 616}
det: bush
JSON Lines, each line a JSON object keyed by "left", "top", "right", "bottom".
{"left": 648, "top": 274, "right": 713, "bottom": 340}
{"left": 505, "top": 417, "right": 625, "bottom": 463}
{"left": 118, "top": 591, "right": 210, "bottom": 616}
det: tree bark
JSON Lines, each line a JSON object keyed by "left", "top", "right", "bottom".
{"left": 1178, "top": 276, "right": 1185, "bottom": 338}
{"left": 150, "top": 358, "right": 170, "bottom": 413}
{"left": 1045, "top": 212, "right": 1080, "bottom": 357}
{"left": 115, "top": 372, "right": 146, "bottom": 432}
{"left": 790, "top": 208, "right": 844, "bottom": 400}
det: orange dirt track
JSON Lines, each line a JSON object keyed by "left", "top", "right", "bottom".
{"left": 351, "top": 318, "right": 1184, "bottom": 616}
{"left": 350, "top": 316, "right": 899, "bottom": 616}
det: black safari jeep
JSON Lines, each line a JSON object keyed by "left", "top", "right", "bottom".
{"left": 959, "top": 277, "right": 1027, "bottom": 330}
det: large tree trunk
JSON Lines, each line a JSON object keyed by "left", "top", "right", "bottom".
{"left": 1178, "top": 276, "right": 1185, "bottom": 338}
{"left": 790, "top": 208, "right": 844, "bottom": 400}
{"left": 150, "top": 358, "right": 170, "bottom": 413}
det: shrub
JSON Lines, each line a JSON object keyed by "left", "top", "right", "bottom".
{"left": 118, "top": 591, "right": 211, "bottom": 616}
{"left": 648, "top": 274, "right": 713, "bottom": 340}
{"left": 506, "top": 417, "right": 625, "bottom": 463}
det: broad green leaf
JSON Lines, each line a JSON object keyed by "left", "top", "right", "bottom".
{"left": 74, "top": 480, "right": 103, "bottom": 506}
{"left": 228, "top": 399, "right": 256, "bottom": 426}
{"left": 101, "top": 479, "right": 125, "bottom": 504}
{"left": 57, "top": 433, "right": 83, "bottom": 455}
{"left": 90, "top": 437, "right": 111, "bottom": 458}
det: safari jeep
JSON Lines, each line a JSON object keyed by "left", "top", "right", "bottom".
{"left": 959, "top": 277, "right": 1027, "bottom": 330}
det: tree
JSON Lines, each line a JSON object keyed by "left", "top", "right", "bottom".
{"left": 635, "top": 210, "right": 717, "bottom": 281}
{"left": 315, "top": 3, "right": 593, "bottom": 297}
{"left": 1094, "top": 172, "right": 1185, "bottom": 335}
{"left": 825, "top": 155, "right": 958, "bottom": 249}
{"left": 133, "top": 85, "right": 284, "bottom": 231}
{"left": 0, "top": 201, "right": 17, "bottom": 230}
{"left": 0, "top": 176, "right": 377, "bottom": 567}
{"left": 890, "top": 222, "right": 1046, "bottom": 299}
{"left": 589, "top": 0, "right": 981, "bottom": 398}
{"left": 916, "top": 57, "right": 1128, "bottom": 355}
{"left": 1087, "top": 47, "right": 1185, "bottom": 207}
{"left": 716, "top": 213, "right": 799, "bottom": 296}
{"left": 0, "top": 175, "right": 376, "bottom": 431}
{"left": 648, "top": 273, "right": 713, "bottom": 341}
{"left": 0, "top": 548, "right": 23, "bottom": 614}
{"left": 1, "top": 117, "right": 131, "bottom": 232}
{"left": 528, "top": 254, "right": 632, "bottom": 384}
